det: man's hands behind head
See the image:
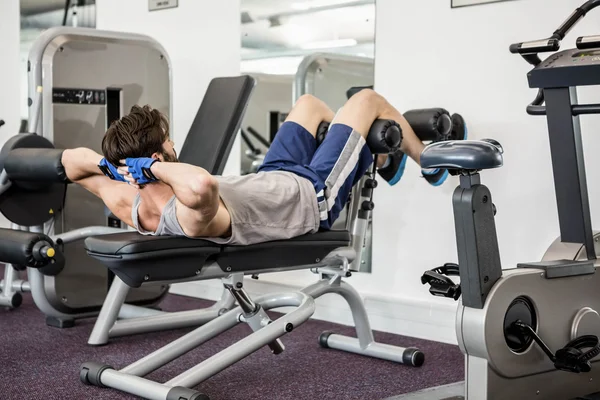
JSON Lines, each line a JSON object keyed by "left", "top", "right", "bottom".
{"left": 98, "top": 158, "right": 127, "bottom": 182}
{"left": 117, "top": 157, "right": 160, "bottom": 189}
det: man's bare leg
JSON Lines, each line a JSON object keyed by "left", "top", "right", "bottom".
{"left": 285, "top": 94, "right": 335, "bottom": 137}
{"left": 332, "top": 89, "right": 424, "bottom": 165}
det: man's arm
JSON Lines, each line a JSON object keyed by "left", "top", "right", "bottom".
{"left": 148, "top": 162, "right": 220, "bottom": 225}
{"left": 62, "top": 148, "right": 137, "bottom": 226}
{"left": 61, "top": 147, "right": 105, "bottom": 182}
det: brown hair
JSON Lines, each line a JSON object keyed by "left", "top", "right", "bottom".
{"left": 102, "top": 105, "right": 170, "bottom": 166}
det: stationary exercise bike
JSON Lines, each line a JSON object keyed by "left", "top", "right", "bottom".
{"left": 413, "top": 2, "right": 600, "bottom": 399}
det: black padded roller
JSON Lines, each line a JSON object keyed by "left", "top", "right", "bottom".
{"left": 367, "top": 119, "right": 402, "bottom": 154}
{"left": 0, "top": 228, "right": 61, "bottom": 269}
{"left": 0, "top": 134, "right": 67, "bottom": 226}
{"left": 316, "top": 121, "right": 330, "bottom": 146}
{"left": 5, "top": 148, "right": 69, "bottom": 190}
{"left": 404, "top": 108, "right": 452, "bottom": 142}
{"left": 0, "top": 133, "right": 54, "bottom": 172}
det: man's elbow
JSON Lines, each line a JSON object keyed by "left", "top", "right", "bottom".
{"left": 189, "top": 174, "right": 219, "bottom": 199}
{"left": 61, "top": 148, "right": 80, "bottom": 181}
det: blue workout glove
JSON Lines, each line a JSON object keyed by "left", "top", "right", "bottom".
{"left": 98, "top": 158, "right": 126, "bottom": 182}
{"left": 125, "top": 157, "right": 160, "bottom": 184}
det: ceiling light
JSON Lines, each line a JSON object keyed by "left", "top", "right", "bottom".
{"left": 291, "top": 0, "right": 356, "bottom": 11}
{"left": 300, "top": 38, "right": 358, "bottom": 50}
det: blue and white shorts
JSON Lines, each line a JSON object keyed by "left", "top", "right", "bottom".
{"left": 258, "top": 121, "right": 374, "bottom": 229}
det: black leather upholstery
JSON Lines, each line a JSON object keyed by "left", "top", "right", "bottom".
{"left": 85, "top": 232, "right": 219, "bottom": 255}
{"left": 85, "top": 231, "right": 351, "bottom": 288}
{"left": 218, "top": 230, "right": 350, "bottom": 273}
{"left": 178, "top": 76, "right": 256, "bottom": 175}
{"left": 420, "top": 139, "right": 504, "bottom": 171}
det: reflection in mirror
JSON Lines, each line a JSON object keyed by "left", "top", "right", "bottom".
{"left": 19, "top": 0, "right": 96, "bottom": 129}
{"left": 240, "top": 0, "right": 376, "bottom": 273}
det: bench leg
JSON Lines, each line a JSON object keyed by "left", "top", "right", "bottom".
{"left": 88, "top": 277, "right": 131, "bottom": 346}
{"left": 81, "top": 291, "right": 315, "bottom": 399}
{"left": 88, "top": 277, "right": 236, "bottom": 346}
{"left": 302, "top": 277, "right": 425, "bottom": 367}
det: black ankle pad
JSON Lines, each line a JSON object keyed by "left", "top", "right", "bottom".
{"left": 367, "top": 119, "right": 402, "bottom": 154}
{"left": 404, "top": 108, "right": 451, "bottom": 142}
{"left": 449, "top": 113, "right": 467, "bottom": 141}
{"left": 316, "top": 121, "right": 330, "bottom": 146}
{"left": 346, "top": 85, "right": 374, "bottom": 99}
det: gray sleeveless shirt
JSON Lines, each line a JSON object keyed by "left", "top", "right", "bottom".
{"left": 131, "top": 171, "right": 319, "bottom": 245}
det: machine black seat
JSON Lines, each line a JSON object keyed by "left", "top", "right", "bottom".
{"left": 217, "top": 230, "right": 351, "bottom": 273}
{"left": 85, "top": 232, "right": 220, "bottom": 255}
{"left": 420, "top": 139, "right": 504, "bottom": 171}
{"left": 85, "top": 232, "right": 221, "bottom": 288}
{"left": 85, "top": 230, "right": 351, "bottom": 288}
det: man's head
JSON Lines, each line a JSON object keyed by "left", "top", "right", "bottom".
{"left": 102, "top": 105, "right": 178, "bottom": 166}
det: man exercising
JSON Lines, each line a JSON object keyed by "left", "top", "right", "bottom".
{"left": 61, "top": 90, "right": 450, "bottom": 245}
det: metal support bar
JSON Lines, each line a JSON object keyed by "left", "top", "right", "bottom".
{"left": 302, "top": 277, "right": 374, "bottom": 347}
{"left": 51, "top": 226, "right": 125, "bottom": 244}
{"left": 324, "top": 334, "right": 411, "bottom": 363}
{"left": 121, "top": 310, "right": 240, "bottom": 377}
{"left": 166, "top": 292, "right": 314, "bottom": 388}
{"left": 0, "top": 279, "right": 30, "bottom": 293}
{"left": 117, "top": 304, "right": 165, "bottom": 319}
{"left": 109, "top": 305, "right": 228, "bottom": 339}
{"left": 544, "top": 87, "right": 595, "bottom": 260}
{"left": 452, "top": 174, "right": 502, "bottom": 309}
{"left": 87, "top": 277, "right": 130, "bottom": 345}
{"left": 99, "top": 369, "right": 172, "bottom": 400}
{"left": 88, "top": 276, "right": 236, "bottom": 345}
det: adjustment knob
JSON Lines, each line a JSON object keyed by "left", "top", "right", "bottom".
{"left": 361, "top": 201, "right": 374, "bottom": 211}
{"left": 365, "top": 179, "right": 378, "bottom": 189}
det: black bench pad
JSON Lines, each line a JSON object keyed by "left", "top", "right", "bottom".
{"left": 85, "top": 233, "right": 221, "bottom": 287}
{"left": 218, "top": 230, "right": 350, "bottom": 273}
{"left": 85, "top": 231, "right": 351, "bottom": 288}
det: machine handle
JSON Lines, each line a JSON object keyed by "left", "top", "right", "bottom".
{"left": 576, "top": 35, "right": 600, "bottom": 49}
{"left": 527, "top": 103, "right": 600, "bottom": 116}
{"left": 509, "top": 39, "right": 560, "bottom": 55}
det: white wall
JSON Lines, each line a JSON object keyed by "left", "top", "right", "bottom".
{"left": 0, "top": 0, "right": 21, "bottom": 143}
{"left": 0, "top": 0, "right": 21, "bottom": 229}
{"left": 179, "top": 0, "right": 600, "bottom": 345}
{"left": 96, "top": 0, "right": 241, "bottom": 175}
{"left": 369, "top": 0, "right": 600, "bottom": 341}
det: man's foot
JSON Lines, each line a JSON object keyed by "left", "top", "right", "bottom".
{"left": 377, "top": 150, "right": 408, "bottom": 186}
{"left": 421, "top": 113, "right": 467, "bottom": 186}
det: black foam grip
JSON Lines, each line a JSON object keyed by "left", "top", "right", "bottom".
{"left": 0, "top": 228, "right": 56, "bottom": 268}
{"left": 367, "top": 119, "right": 402, "bottom": 154}
{"left": 346, "top": 85, "right": 374, "bottom": 99}
{"left": 404, "top": 108, "right": 451, "bottom": 141}
{"left": 5, "top": 148, "right": 69, "bottom": 186}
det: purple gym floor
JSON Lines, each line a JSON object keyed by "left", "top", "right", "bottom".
{"left": 0, "top": 291, "right": 464, "bottom": 399}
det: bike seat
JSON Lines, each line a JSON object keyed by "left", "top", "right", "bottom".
{"left": 420, "top": 139, "right": 504, "bottom": 171}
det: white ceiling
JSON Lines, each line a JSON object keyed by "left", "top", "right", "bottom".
{"left": 241, "top": 0, "right": 375, "bottom": 58}
{"left": 20, "top": 0, "right": 376, "bottom": 64}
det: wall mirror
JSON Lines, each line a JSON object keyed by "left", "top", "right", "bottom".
{"left": 240, "top": 0, "right": 376, "bottom": 272}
